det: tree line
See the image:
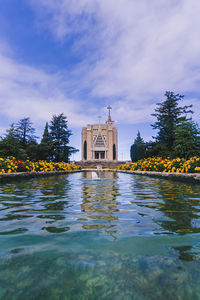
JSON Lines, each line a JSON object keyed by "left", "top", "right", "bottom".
{"left": 0, "top": 113, "right": 78, "bottom": 162}
{"left": 131, "top": 91, "right": 200, "bottom": 162}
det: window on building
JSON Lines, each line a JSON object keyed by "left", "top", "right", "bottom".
{"left": 94, "top": 134, "right": 105, "bottom": 147}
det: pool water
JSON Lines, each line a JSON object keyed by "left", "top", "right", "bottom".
{"left": 0, "top": 171, "right": 200, "bottom": 299}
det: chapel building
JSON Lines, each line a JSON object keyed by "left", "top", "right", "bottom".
{"left": 81, "top": 106, "right": 118, "bottom": 161}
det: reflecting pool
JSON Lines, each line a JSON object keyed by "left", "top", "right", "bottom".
{"left": 0, "top": 171, "right": 200, "bottom": 299}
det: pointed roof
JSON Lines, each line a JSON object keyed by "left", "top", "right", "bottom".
{"left": 94, "top": 134, "right": 105, "bottom": 147}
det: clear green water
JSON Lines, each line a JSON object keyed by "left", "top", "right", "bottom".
{"left": 0, "top": 171, "right": 200, "bottom": 299}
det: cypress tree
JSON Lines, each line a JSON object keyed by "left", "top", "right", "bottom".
{"left": 130, "top": 131, "right": 146, "bottom": 162}
{"left": 113, "top": 144, "right": 116, "bottom": 160}
{"left": 38, "top": 122, "right": 52, "bottom": 161}
{"left": 41, "top": 122, "right": 50, "bottom": 144}
{"left": 83, "top": 140, "right": 87, "bottom": 160}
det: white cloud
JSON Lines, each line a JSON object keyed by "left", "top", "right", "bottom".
{"left": 1, "top": 0, "right": 200, "bottom": 140}
{"left": 0, "top": 43, "right": 95, "bottom": 132}
{"left": 30, "top": 0, "right": 200, "bottom": 121}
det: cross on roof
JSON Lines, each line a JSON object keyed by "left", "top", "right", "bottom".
{"left": 107, "top": 105, "right": 112, "bottom": 113}
{"left": 98, "top": 115, "right": 102, "bottom": 124}
{"left": 107, "top": 105, "right": 112, "bottom": 121}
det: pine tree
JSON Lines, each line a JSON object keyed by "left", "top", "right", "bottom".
{"left": 174, "top": 120, "right": 200, "bottom": 158}
{"left": 151, "top": 91, "right": 193, "bottom": 156}
{"left": 38, "top": 122, "right": 52, "bottom": 161}
{"left": 130, "top": 131, "right": 146, "bottom": 162}
{"left": 49, "top": 113, "right": 78, "bottom": 162}
{"left": 14, "top": 117, "right": 39, "bottom": 160}
{"left": 15, "top": 117, "right": 37, "bottom": 147}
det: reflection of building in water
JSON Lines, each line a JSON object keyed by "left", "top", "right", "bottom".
{"left": 82, "top": 171, "right": 118, "bottom": 180}
{"left": 80, "top": 172, "right": 120, "bottom": 235}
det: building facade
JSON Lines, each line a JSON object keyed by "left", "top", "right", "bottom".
{"left": 81, "top": 108, "right": 118, "bottom": 161}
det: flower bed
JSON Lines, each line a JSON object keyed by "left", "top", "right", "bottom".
{"left": 116, "top": 157, "right": 200, "bottom": 173}
{"left": 0, "top": 157, "right": 81, "bottom": 173}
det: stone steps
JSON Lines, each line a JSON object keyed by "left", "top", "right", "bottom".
{"left": 74, "top": 160, "right": 126, "bottom": 169}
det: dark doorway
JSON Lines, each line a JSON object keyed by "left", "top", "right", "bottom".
{"left": 95, "top": 151, "right": 105, "bottom": 159}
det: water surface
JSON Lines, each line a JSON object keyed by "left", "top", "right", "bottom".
{"left": 0, "top": 171, "right": 200, "bottom": 299}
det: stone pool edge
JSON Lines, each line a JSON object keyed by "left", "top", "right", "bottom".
{"left": 0, "top": 169, "right": 200, "bottom": 184}
{"left": 115, "top": 169, "right": 200, "bottom": 183}
{"left": 0, "top": 170, "right": 81, "bottom": 182}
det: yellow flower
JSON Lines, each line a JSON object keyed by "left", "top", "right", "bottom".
{"left": 195, "top": 167, "right": 200, "bottom": 172}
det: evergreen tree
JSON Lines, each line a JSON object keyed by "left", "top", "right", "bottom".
{"left": 38, "top": 122, "right": 52, "bottom": 161}
{"left": 26, "top": 140, "right": 39, "bottom": 161}
{"left": 15, "top": 117, "right": 37, "bottom": 147}
{"left": 174, "top": 120, "right": 200, "bottom": 158}
{"left": 83, "top": 140, "right": 87, "bottom": 160}
{"left": 49, "top": 113, "right": 78, "bottom": 162}
{"left": 130, "top": 131, "right": 146, "bottom": 162}
{"left": 0, "top": 124, "right": 26, "bottom": 159}
{"left": 145, "top": 140, "right": 161, "bottom": 158}
{"left": 15, "top": 117, "right": 39, "bottom": 160}
{"left": 113, "top": 144, "right": 116, "bottom": 160}
{"left": 41, "top": 122, "right": 50, "bottom": 144}
{"left": 151, "top": 91, "right": 193, "bottom": 156}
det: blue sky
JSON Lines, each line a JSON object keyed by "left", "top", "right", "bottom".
{"left": 0, "top": 0, "right": 200, "bottom": 160}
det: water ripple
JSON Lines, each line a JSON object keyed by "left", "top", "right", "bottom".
{"left": 0, "top": 172, "right": 199, "bottom": 238}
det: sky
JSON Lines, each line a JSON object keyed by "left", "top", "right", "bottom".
{"left": 0, "top": 0, "right": 200, "bottom": 160}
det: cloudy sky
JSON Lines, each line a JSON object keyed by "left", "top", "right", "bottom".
{"left": 0, "top": 0, "right": 200, "bottom": 160}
